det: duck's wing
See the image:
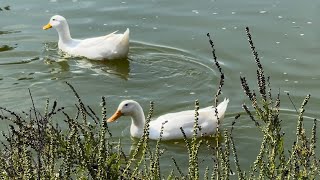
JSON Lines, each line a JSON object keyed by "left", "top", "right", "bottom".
{"left": 149, "top": 99, "right": 229, "bottom": 140}
{"left": 149, "top": 110, "right": 195, "bottom": 140}
{"left": 155, "top": 110, "right": 196, "bottom": 131}
{"left": 75, "top": 29, "right": 129, "bottom": 59}
{"left": 75, "top": 31, "right": 120, "bottom": 49}
{"left": 150, "top": 109, "right": 214, "bottom": 139}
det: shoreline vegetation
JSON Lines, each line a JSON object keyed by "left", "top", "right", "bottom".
{"left": 0, "top": 27, "right": 318, "bottom": 179}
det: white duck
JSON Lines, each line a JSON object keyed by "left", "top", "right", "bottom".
{"left": 107, "top": 99, "right": 229, "bottom": 140}
{"left": 43, "top": 15, "right": 129, "bottom": 60}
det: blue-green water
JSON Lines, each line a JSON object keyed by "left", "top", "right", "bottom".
{"left": 1, "top": 0, "right": 319, "bottom": 176}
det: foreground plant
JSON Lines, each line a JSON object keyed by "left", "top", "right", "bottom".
{"left": 0, "top": 83, "right": 124, "bottom": 179}
{"left": 239, "top": 27, "right": 319, "bottom": 179}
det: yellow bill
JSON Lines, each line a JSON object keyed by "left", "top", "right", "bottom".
{"left": 107, "top": 110, "right": 123, "bottom": 122}
{"left": 43, "top": 23, "right": 52, "bottom": 30}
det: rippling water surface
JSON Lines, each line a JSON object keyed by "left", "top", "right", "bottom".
{"left": 1, "top": 0, "right": 320, "bottom": 176}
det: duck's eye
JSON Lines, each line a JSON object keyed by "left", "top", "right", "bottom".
{"left": 52, "top": 18, "right": 56, "bottom": 21}
{"left": 124, "top": 104, "right": 129, "bottom": 107}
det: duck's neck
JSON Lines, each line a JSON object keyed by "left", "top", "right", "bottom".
{"left": 56, "top": 23, "right": 72, "bottom": 44}
{"left": 130, "top": 105, "right": 146, "bottom": 138}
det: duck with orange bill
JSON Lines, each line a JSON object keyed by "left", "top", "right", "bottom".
{"left": 107, "top": 99, "right": 229, "bottom": 140}
{"left": 43, "top": 15, "right": 129, "bottom": 60}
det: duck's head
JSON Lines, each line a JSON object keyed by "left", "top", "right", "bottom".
{"left": 43, "top": 15, "right": 67, "bottom": 30}
{"left": 107, "top": 100, "right": 141, "bottom": 123}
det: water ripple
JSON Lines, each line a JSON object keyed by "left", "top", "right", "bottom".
{"left": 41, "top": 41, "right": 217, "bottom": 83}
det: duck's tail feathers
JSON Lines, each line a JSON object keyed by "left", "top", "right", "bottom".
{"left": 216, "top": 98, "right": 229, "bottom": 120}
{"left": 121, "top": 28, "right": 130, "bottom": 45}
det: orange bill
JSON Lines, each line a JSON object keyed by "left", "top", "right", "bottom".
{"left": 43, "top": 23, "right": 52, "bottom": 30}
{"left": 107, "top": 110, "right": 123, "bottom": 122}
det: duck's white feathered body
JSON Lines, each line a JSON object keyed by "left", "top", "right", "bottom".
{"left": 43, "top": 15, "right": 129, "bottom": 60}
{"left": 108, "top": 99, "right": 229, "bottom": 140}
{"left": 148, "top": 99, "right": 229, "bottom": 140}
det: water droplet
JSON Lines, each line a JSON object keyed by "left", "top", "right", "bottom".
{"left": 153, "top": 27, "right": 157, "bottom": 30}
{"left": 292, "top": 21, "right": 296, "bottom": 24}
{"left": 190, "top": 92, "right": 195, "bottom": 95}
{"left": 283, "top": 72, "right": 287, "bottom": 75}
{"left": 259, "top": 10, "right": 267, "bottom": 14}
{"left": 307, "top": 21, "right": 312, "bottom": 24}
{"left": 231, "top": 12, "right": 236, "bottom": 15}
{"left": 278, "top": 16, "right": 283, "bottom": 19}
{"left": 222, "top": 27, "right": 226, "bottom": 30}
{"left": 192, "top": 10, "right": 199, "bottom": 14}
{"left": 294, "top": 81, "right": 298, "bottom": 83}
{"left": 276, "top": 41, "right": 280, "bottom": 44}
{"left": 300, "top": 33, "right": 304, "bottom": 36}
{"left": 212, "top": 12, "right": 218, "bottom": 15}
{"left": 285, "top": 79, "right": 289, "bottom": 82}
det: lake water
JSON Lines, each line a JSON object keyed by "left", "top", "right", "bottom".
{"left": 1, "top": 0, "right": 319, "bottom": 177}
